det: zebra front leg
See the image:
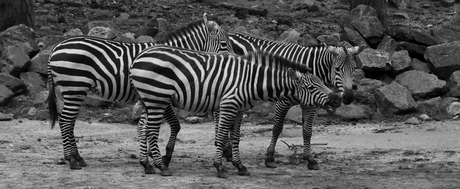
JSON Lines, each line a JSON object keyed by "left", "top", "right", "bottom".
{"left": 213, "top": 105, "right": 238, "bottom": 178}
{"left": 230, "top": 111, "right": 250, "bottom": 176}
{"left": 214, "top": 110, "right": 232, "bottom": 162}
{"left": 301, "top": 105, "right": 319, "bottom": 170}
{"left": 137, "top": 108, "right": 155, "bottom": 174}
{"left": 163, "top": 104, "right": 180, "bottom": 167}
{"left": 265, "top": 100, "right": 293, "bottom": 168}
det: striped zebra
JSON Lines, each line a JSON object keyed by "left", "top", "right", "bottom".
{"left": 47, "top": 13, "right": 233, "bottom": 173}
{"left": 227, "top": 32, "right": 364, "bottom": 169}
{"left": 130, "top": 45, "right": 342, "bottom": 178}
{"left": 162, "top": 32, "right": 364, "bottom": 170}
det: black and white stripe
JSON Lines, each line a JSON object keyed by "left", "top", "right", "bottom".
{"left": 130, "top": 45, "right": 341, "bottom": 178}
{"left": 47, "top": 13, "right": 233, "bottom": 173}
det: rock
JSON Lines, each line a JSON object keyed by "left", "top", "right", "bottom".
{"left": 118, "top": 12, "right": 130, "bottom": 20}
{"left": 81, "top": 20, "right": 116, "bottom": 35}
{"left": 446, "top": 101, "right": 460, "bottom": 116}
{"left": 377, "top": 35, "right": 397, "bottom": 56}
{"left": 33, "top": 90, "right": 49, "bottom": 105}
{"left": 353, "top": 69, "right": 365, "bottom": 86}
{"left": 83, "top": 93, "right": 113, "bottom": 108}
{"left": 37, "top": 35, "right": 66, "bottom": 48}
{"left": 390, "top": 50, "right": 411, "bottom": 73}
{"left": 449, "top": 70, "right": 460, "bottom": 97}
{"left": 357, "top": 48, "right": 391, "bottom": 72}
{"left": 397, "top": 41, "right": 427, "bottom": 60}
{"left": 404, "top": 117, "right": 420, "bottom": 125}
{"left": 388, "top": 0, "right": 408, "bottom": 9}
{"left": 355, "top": 78, "right": 385, "bottom": 105}
{"left": 136, "top": 35, "right": 154, "bottom": 43}
{"left": 419, "top": 114, "right": 430, "bottom": 121}
{"left": 34, "top": 109, "right": 49, "bottom": 121}
{"left": 395, "top": 70, "right": 447, "bottom": 99}
{"left": 28, "top": 45, "right": 54, "bottom": 75}
{"left": 290, "top": 0, "right": 317, "bottom": 10}
{"left": 349, "top": 5, "right": 385, "bottom": 46}
{"left": 0, "top": 112, "right": 13, "bottom": 121}
{"left": 152, "top": 18, "right": 171, "bottom": 42}
{"left": 276, "top": 29, "right": 300, "bottom": 44}
{"left": 63, "top": 28, "right": 84, "bottom": 36}
{"left": 0, "top": 84, "right": 14, "bottom": 106}
{"left": 425, "top": 41, "right": 460, "bottom": 80}
{"left": 298, "top": 34, "right": 319, "bottom": 46}
{"left": 0, "top": 24, "right": 39, "bottom": 57}
{"left": 441, "top": 97, "right": 459, "bottom": 111}
{"left": 134, "top": 18, "right": 158, "bottom": 38}
{"left": 441, "top": 0, "right": 456, "bottom": 7}
{"left": 374, "top": 81, "right": 418, "bottom": 115}
{"left": 317, "top": 33, "right": 340, "bottom": 46}
{"left": 417, "top": 97, "right": 442, "bottom": 114}
{"left": 87, "top": 26, "right": 117, "bottom": 39}
{"left": 185, "top": 116, "right": 204, "bottom": 124}
{"left": 342, "top": 27, "right": 369, "bottom": 48}
{"left": 386, "top": 26, "right": 441, "bottom": 46}
{"left": 335, "top": 103, "right": 373, "bottom": 120}
{"left": 28, "top": 107, "right": 38, "bottom": 116}
{"left": 285, "top": 105, "right": 302, "bottom": 124}
{"left": 410, "top": 58, "right": 431, "bottom": 73}
{"left": 393, "top": 12, "right": 410, "bottom": 20}
{"left": 432, "top": 14, "right": 460, "bottom": 43}
{"left": 83, "top": 9, "right": 115, "bottom": 21}
{"left": 20, "top": 72, "right": 45, "bottom": 96}
{"left": 0, "top": 73, "right": 26, "bottom": 95}
{"left": 0, "top": 46, "right": 31, "bottom": 77}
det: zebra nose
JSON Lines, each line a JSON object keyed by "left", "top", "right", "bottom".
{"left": 328, "top": 93, "right": 342, "bottom": 108}
{"left": 342, "top": 87, "right": 355, "bottom": 105}
{"left": 352, "top": 84, "right": 358, "bottom": 90}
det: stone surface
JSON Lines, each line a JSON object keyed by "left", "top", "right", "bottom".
{"left": 28, "top": 45, "right": 54, "bottom": 75}
{"left": 374, "top": 81, "right": 418, "bottom": 115}
{"left": 446, "top": 101, "right": 460, "bottom": 116}
{"left": 83, "top": 93, "right": 113, "bottom": 108}
{"left": 432, "top": 14, "right": 460, "bottom": 43}
{"left": 276, "top": 29, "right": 300, "bottom": 44}
{"left": 395, "top": 70, "right": 447, "bottom": 99}
{"left": 19, "top": 72, "right": 45, "bottom": 96}
{"left": 87, "top": 26, "right": 117, "bottom": 39}
{"left": 425, "top": 41, "right": 460, "bottom": 80}
{"left": 386, "top": 25, "right": 441, "bottom": 46}
{"left": 342, "top": 27, "right": 369, "bottom": 48}
{"left": 410, "top": 58, "right": 431, "bottom": 73}
{"left": 417, "top": 97, "right": 442, "bottom": 114}
{"left": 152, "top": 18, "right": 171, "bottom": 42}
{"left": 397, "top": 41, "right": 427, "bottom": 60}
{"left": 449, "top": 70, "right": 460, "bottom": 97}
{"left": 377, "top": 35, "right": 397, "bottom": 56}
{"left": 0, "top": 24, "right": 39, "bottom": 57}
{"left": 390, "top": 50, "right": 411, "bottom": 73}
{"left": 33, "top": 90, "right": 49, "bottom": 105}
{"left": 355, "top": 78, "right": 385, "bottom": 105}
{"left": 0, "top": 73, "right": 26, "bottom": 95}
{"left": 135, "top": 18, "right": 159, "bottom": 38}
{"left": 63, "top": 28, "right": 84, "bottom": 36}
{"left": 136, "top": 36, "right": 154, "bottom": 43}
{"left": 0, "top": 112, "right": 13, "bottom": 121}
{"left": 404, "top": 117, "right": 420, "bottom": 125}
{"left": 357, "top": 48, "right": 391, "bottom": 72}
{"left": 37, "top": 35, "right": 66, "bottom": 48}
{"left": 0, "top": 46, "right": 31, "bottom": 77}
{"left": 185, "top": 116, "right": 205, "bottom": 124}
{"left": 0, "top": 84, "right": 14, "bottom": 106}
{"left": 334, "top": 104, "right": 373, "bottom": 120}
{"left": 349, "top": 5, "right": 385, "bottom": 46}
{"left": 317, "top": 33, "right": 340, "bottom": 46}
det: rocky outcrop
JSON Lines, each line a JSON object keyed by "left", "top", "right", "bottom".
{"left": 374, "top": 81, "right": 418, "bottom": 115}
{"left": 395, "top": 70, "right": 447, "bottom": 99}
{"left": 425, "top": 41, "right": 460, "bottom": 80}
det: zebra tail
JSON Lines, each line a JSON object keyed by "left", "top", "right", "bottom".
{"left": 48, "top": 78, "right": 58, "bottom": 129}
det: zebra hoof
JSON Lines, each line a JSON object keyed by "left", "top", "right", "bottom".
{"left": 305, "top": 157, "right": 320, "bottom": 170}
{"left": 140, "top": 161, "right": 155, "bottom": 174}
{"left": 214, "top": 162, "right": 228, "bottom": 178}
{"left": 238, "top": 167, "right": 250, "bottom": 176}
{"left": 307, "top": 163, "right": 320, "bottom": 170}
{"left": 78, "top": 159, "right": 87, "bottom": 167}
{"left": 159, "top": 166, "right": 172, "bottom": 176}
{"left": 264, "top": 160, "right": 277, "bottom": 168}
{"left": 69, "top": 159, "right": 82, "bottom": 170}
{"left": 144, "top": 167, "right": 156, "bottom": 174}
{"left": 162, "top": 155, "right": 171, "bottom": 167}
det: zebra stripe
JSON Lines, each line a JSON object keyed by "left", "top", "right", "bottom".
{"left": 47, "top": 13, "right": 233, "bottom": 173}
{"left": 227, "top": 32, "right": 363, "bottom": 169}
{"left": 130, "top": 45, "right": 341, "bottom": 178}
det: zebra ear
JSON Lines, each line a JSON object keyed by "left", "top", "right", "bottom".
{"left": 328, "top": 46, "right": 340, "bottom": 55}
{"left": 287, "top": 68, "right": 301, "bottom": 82}
{"left": 347, "top": 45, "right": 365, "bottom": 55}
{"left": 203, "top": 13, "right": 208, "bottom": 23}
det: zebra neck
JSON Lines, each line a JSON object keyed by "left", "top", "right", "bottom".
{"left": 249, "top": 65, "right": 297, "bottom": 102}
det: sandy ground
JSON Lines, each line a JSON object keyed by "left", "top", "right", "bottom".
{"left": 0, "top": 119, "right": 459, "bottom": 189}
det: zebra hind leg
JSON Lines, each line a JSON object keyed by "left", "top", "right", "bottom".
{"left": 230, "top": 111, "right": 250, "bottom": 176}
{"left": 214, "top": 111, "right": 232, "bottom": 162}
{"left": 137, "top": 109, "right": 155, "bottom": 174}
{"left": 162, "top": 104, "right": 180, "bottom": 167}
{"left": 301, "top": 105, "right": 320, "bottom": 170}
{"left": 265, "top": 101, "right": 292, "bottom": 168}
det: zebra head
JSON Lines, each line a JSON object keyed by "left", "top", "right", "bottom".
{"left": 202, "top": 13, "right": 234, "bottom": 54}
{"left": 327, "top": 45, "right": 364, "bottom": 105}
{"left": 288, "top": 69, "right": 342, "bottom": 113}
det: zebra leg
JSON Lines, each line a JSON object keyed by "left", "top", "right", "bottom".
{"left": 230, "top": 111, "right": 250, "bottom": 176}
{"left": 58, "top": 95, "right": 87, "bottom": 169}
{"left": 163, "top": 104, "right": 180, "bottom": 167}
{"left": 300, "top": 105, "right": 319, "bottom": 170}
{"left": 213, "top": 105, "right": 238, "bottom": 178}
{"left": 214, "top": 110, "right": 232, "bottom": 162}
{"left": 143, "top": 105, "right": 172, "bottom": 176}
{"left": 137, "top": 107, "right": 155, "bottom": 174}
{"left": 265, "top": 100, "right": 293, "bottom": 168}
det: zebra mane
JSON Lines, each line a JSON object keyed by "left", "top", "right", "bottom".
{"left": 243, "top": 50, "right": 311, "bottom": 73}
{"left": 159, "top": 16, "right": 221, "bottom": 43}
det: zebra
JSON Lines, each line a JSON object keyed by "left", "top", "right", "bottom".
{"left": 47, "top": 13, "right": 233, "bottom": 174}
{"left": 129, "top": 44, "right": 342, "bottom": 178}
{"left": 226, "top": 32, "right": 364, "bottom": 170}
{"left": 161, "top": 32, "right": 364, "bottom": 170}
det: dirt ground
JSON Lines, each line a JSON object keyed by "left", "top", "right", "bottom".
{"left": 1, "top": 119, "right": 459, "bottom": 188}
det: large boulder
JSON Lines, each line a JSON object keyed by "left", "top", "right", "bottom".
{"left": 416, "top": 97, "right": 442, "bottom": 114}
{"left": 87, "top": 26, "right": 117, "bottom": 39}
{"left": 397, "top": 41, "right": 427, "bottom": 61}
{"left": 0, "top": 84, "right": 14, "bottom": 106}
{"left": 355, "top": 78, "right": 385, "bottom": 105}
{"left": 134, "top": 18, "right": 159, "bottom": 38}
{"left": 390, "top": 50, "right": 411, "bottom": 73}
{"left": 349, "top": 5, "right": 385, "bottom": 46}
{"left": 0, "top": 24, "right": 39, "bottom": 57}
{"left": 28, "top": 45, "right": 54, "bottom": 75}
{"left": 425, "top": 41, "right": 460, "bottom": 80}
{"left": 395, "top": 70, "right": 447, "bottom": 99}
{"left": 410, "top": 58, "right": 431, "bottom": 73}
{"left": 357, "top": 48, "right": 391, "bottom": 72}
{"left": 342, "top": 27, "right": 369, "bottom": 47}
{"left": 374, "top": 81, "right": 418, "bottom": 115}
{"left": 0, "top": 73, "right": 26, "bottom": 95}
{"left": 334, "top": 103, "right": 373, "bottom": 120}
{"left": 277, "top": 29, "right": 300, "bottom": 44}
{"left": 0, "top": 46, "right": 31, "bottom": 77}
{"left": 432, "top": 14, "right": 460, "bottom": 43}
{"left": 449, "top": 70, "right": 460, "bottom": 97}
{"left": 19, "top": 72, "right": 45, "bottom": 96}
{"left": 317, "top": 33, "right": 340, "bottom": 46}
{"left": 386, "top": 26, "right": 441, "bottom": 46}
{"left": 377, "top": 35, "right": 397, "bottom": 56}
